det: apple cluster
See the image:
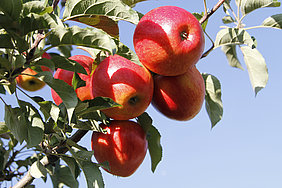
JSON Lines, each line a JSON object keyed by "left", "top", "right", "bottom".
{"left": 15, "top": 5, "right": 206, "bottom": 178}
{"left": 133, "top": 6, "right": 206, "bottom": 121}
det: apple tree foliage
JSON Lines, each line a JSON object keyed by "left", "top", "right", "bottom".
{"left": 0, "top": 0, "right": 281, "bottom": 187}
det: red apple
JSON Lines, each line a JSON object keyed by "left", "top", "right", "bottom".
{"left": 91, "top": 120, "right": 148, "bottom": 177}
{"left": 152, "top": 66, "right": 205, "bottom": 121}
{"left": 51, "top": 55, "right": 95, "bottom": 105}
{"left": 133, "top": 6, "right": 205, "bottom": 76}
{"left": 16, "top": 52, "right": 52, "bottom": 92}
{"left": 90, "top": 54, "right": 153, "bottom": 120}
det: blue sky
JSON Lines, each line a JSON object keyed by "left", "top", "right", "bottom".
{"left": 3, "top": 0, "right": 282, "bottom": 187}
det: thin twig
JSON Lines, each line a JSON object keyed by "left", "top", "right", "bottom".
{"left": 200, "top": 0, "right": 226, "bottom": 59}
{"left": 201, "top": 30, "right": 215, "bottom": 59}
{"left": 11, "top": 33, "right": 45, "bottom": 79}
{"left": 199, "top": 0, "right": 226, "bottom": 25}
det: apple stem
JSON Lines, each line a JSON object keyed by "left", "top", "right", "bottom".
{"left": 128, "top": 96, "right": 139, "bottom": 105}
{"left": 180, "top": 31, "right": 189, "bottom": 41}
{"left": 199, "top": 0, "right": 226, "bottom": 25}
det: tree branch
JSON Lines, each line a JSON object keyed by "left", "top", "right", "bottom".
{"left": 199, "top": 0, "right": 226, "bottom": 25}
{"left": 12, "top": 130, "right": 88, "bottom": 188}
{"left": 200, "top": 0, "right": 226, "bottom": 59}
{"left": 10, "top": 32, "right": 45, "bottom": 79}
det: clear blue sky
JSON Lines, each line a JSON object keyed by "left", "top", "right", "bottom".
{"left": 3, "top": 0, "right": 282, "bottom": 187}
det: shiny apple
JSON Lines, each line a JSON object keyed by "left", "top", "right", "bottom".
{"left": 90, "top": 54, "right": 153, "bottom": 120}
{"left": 133, "top": 6, "right": 205, "bottom": 76}
{"left": 91, "top": 120, "right": 148, "bottom": 177}
{"left": 152, "top": 66, "right": 205, "bottom": 121}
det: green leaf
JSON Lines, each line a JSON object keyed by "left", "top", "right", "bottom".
{"left": 202, "top": 73, "right": 223, "bottom": 128}
{"left": 71, "top": 120, "right": 93, "bottom": 131}
{"left": 137, "top": 112, "right": 152, "bottom": 133}
{"left": 34, "top": 99, "right": 60, "bottom": 122}
{"left": 0, "top": 0, "right": 23, "bottom": 20}
{"left": 61, "top": 156, "right": 81, "bottom": 179}
{"left": 137, "top": 112, "right": 162, "bottom": 173}
{"left": 223, "top": 0, "right": 232, "bottom": 13}
{"left": 0, "top": 85, "right": 5, "bottom": 94}
{"left": 56, "top": 45, "right": 73, "bottom": 58}
{"left": 262, "top": 13, "right": 282, "bottom": 29}
{"left": 18, "top": 100, "right": 44, "bottom": 148}
{"left": 50, "top": 165, "right": 79, "bottom": 188}
{"left": 0, "top": 34, "right": 15, "bottom": 49}
{"left": 51, "top": 54, "right": 87, "bottom": 74}
{"left": 32, "top": 58, "right": 55, "bottom": 72}
{"left": 4, "top": 105, "right": 28, "bottom": 143}
{"left": 9, "top": 32, "right": 29, "bottom": 53}
{"left": 76, "top": 150, "right": 95, "bottom": 161}
{"left": 30, "top": 160, "right": 48, "bottom": 179}
{"left": 240, "top": 0, "right": 281, "bottom": 16}
{"left": 70, "top": 15, "right": 119, "bottom": 37}
{"left": 76, "top": 97, "right": 120, "bottom": 118}
{"left": 70, "top": 148, "right": 104, "bottom": 188}
{"left": 147, "top": 125, "right": 162, "bottom": 173}
{"left": 13, "top": 54, "right": 25, "bottom": 69}
{"left": 222, "top": 15, "right": 235, "bottom": 24}
{"left": 48, "top": 26, "right": 117, "bottom": 54}
{"left": 72, "top": 72, "right": 86, "bottom": 90}
{"left": 0, "top": 146, "right": 7, "bottom": 171}
{"left": 121, "top": 0, "right": 148, "bottom": 7}
{"left": 66, "top": 140, "right": 89, "bottom": 153}
{"left": 35, "top": 71, "right": 78, "bottom": 121}
{"left": 0, "top": 56, "right": 11, "bottom": 69}
{"left": 63, "top": 0, "right": 140, "bottom": 25}
{"left": 78, "top": 160, "right": 104, "bottom": 188}
{"left": 16, "top": 158, "right": 32, "bottom": 171}
{"left": 221, "top": 45, "right": 244, "bottom": 70}
{"left": 21, "top": 1, "right": 49, "bottom": 17}
{"left": 0, "top": 122, "right": 9, "bottom": 134}
{"left": 240, "top": 46, "right": 268, "bottom": 95}
{"left": 214, "top": 28, "right": 255, "bottom": 48}
{"left": 20, "top": 13, "right": 64, "bottom": 36}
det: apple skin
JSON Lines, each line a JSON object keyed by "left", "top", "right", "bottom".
{"left": 152, "top": 66, "right": 205, "bottom": 121}
{"left": 51, "top": 55, "right": 95, "bottom": 105}
{"left": 91, "top": 120, "right": 148, "bottom": 177}
{"left": 133, "top": 6, "right": 205, "bottom": 76}
{"left": 90, "top": 54, "right": 153, "bottom": 120}
{"left": 16, "top": 52, "right": 52, "bottom": 92}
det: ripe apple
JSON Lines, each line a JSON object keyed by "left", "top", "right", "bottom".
{"left": 133, "top": 6, "right": 205, "bottom": 76}
{"left": 90, "top": 54, "right": 153, "bottom": 120}
{"left": 16, "top": 52, "right": 52, "bottom": 92}
{"left": 51, "top": 55, "right": 95, "bottom": 105}
{"left": 91, "top": 120, "right": 148, "bottom": 177}
{"left": 152, "top": 66, "right": 205, "bottom": 121}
